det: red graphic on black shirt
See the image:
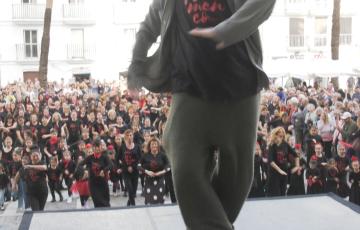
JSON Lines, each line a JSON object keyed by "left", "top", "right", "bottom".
{"left": 91, "top": 162, "right": 101, "bottom": 176}
{"left": 184, "top": 0, "right": 225, "bottom": 25}
{"left": 29, "top": 170, "right": 39, "bottom": 182}
{"left": 150, "top": 160, "right": 158, "bottom": 172}
{"left": 125, "top": 151, "right": 135, "bottom": 166}
{"left": 337, "top": 160, "right": 346, "bottom": 173}
{"left": 276, "top": 151, "right": 286, "bottom": 164}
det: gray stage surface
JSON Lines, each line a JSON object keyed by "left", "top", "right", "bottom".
{"left": 20, "top": 193, "right": 360, "bottom": 230}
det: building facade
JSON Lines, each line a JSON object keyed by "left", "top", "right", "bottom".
{"left": 0, "top": 0, "right": 151, "bottom": 86}
{"left": 261, "top": 0, "right": 360, "bottom": 62}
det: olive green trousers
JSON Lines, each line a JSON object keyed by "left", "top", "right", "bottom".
{"left": 163, "top": 92, "right": 260, "bottom": 230}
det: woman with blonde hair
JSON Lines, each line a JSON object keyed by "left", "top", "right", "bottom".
{"left": 267, "top": 127, "right": 300, "bottom": 196}
{"left": 317, "top": 111, "right": 335, "bottom": 159}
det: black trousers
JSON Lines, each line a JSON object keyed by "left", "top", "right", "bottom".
{"left": 267, "top": 171, "right": 288, "bottom": 197}
{"left": 80, "top": 195, "right": 89, "bottom": 206}
{"left": 48, "top": 180, "right": 63, "bottom": 200}
{"left": 64, "top": 177, "right": 73, "bottom": 197}
{"left": 124, "top": 172, "right": 139, "bottom": 206}
{"left": 89, "top": 179, "right": 110, "bottom": 208}
{"left": 27, "top": 186, "right": 48, "bottom": 211}
{"left": 163, "top": 92, "right": 260, "bottom": 230}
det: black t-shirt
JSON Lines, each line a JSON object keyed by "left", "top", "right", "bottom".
{"left": 140, "top": 152, "right": 169, "bottom": 173}
{"left": 66, "top": 120, "right": 81, "bottom": 143}
{"left": 121, "top": 144, "right": 141, "bottom": 171}
{"left": 268, "top": 142, "right": 297, "bottom": 172}
{"left": 59, "top": 160, "right": 76, "bottom": 179}
{"left": 335, "top": 155, "right": 350, "bottom": 181}
{"left": 171, "top": 0, "right": 258, "bottom": 102}
{"left": 24, "top": 163, "right": 47, "bottom": 193}
{"left": 47, "top": 166, "right": 62, "bottom": 182}
{"left": 81, "top": 154, "right": 112, "bottom": 184}
{"left": 9, "top": 161, "right": 22, "bottom": 178}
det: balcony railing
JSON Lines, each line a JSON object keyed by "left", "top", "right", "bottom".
{"left": 62, "top": 4, "right": 95, "bottom": 24}
{"left": 285, "top": 0, "right": 308, "bottom": 15}
{"left": 314, "top": 34, "right": 327, "bottom": 47}
{"left": 289, "top": 35, "right": 305, "bottom": 47}
{"left": 67, "top": 44, "right": 95, "bottom": 61}
{"left": 340, "top": 34, "right": 352, "bottom": 45}
{"left": 16, "top": 44, "right": 40, "bottom": 62}
{"left": 12, "top": 4, "right": 45, "bottom": 21}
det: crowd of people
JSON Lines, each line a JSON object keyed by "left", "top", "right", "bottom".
{"left": 0, "top": 77, "right": 359, "bottom": 212}
{"left": 251, "top": 80, "right": 360, "bottom": 207}
{"left": 0, "top": 79, "right": 176, "bottom": 211}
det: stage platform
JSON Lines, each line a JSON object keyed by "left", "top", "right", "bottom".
{"left": 19, "top": 193, "right": 360, "bottom": 230}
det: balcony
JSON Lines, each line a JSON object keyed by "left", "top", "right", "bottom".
{"left": 15, "top": 44, "right": 40, "bottom": 63}
{"left": 12, "top": 4, "right": 45, "bottom": 24}
{"left": 66, "top": 44, "right": 95, "bottom": 63}
{"left": 289, "top": 35, "right": 305, "bottom": 48}
{"left": 309, "top": 0, "right": 332, "bottom": 16}
{"left": 340, "top": 34, "right": 352, "bottom": 45}
{"left": 285, "top": 0, "right": 308, "bottom": 15}
{"left": 62, "top": 4, "right": 95, "bottom": 25}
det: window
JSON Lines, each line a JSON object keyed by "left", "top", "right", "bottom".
{"left": 340, "top": 17, "right": 352, "bottom": 45}
{"left": 24, "top": 30, "right": 38, "bottom": 58}
{"left": 70, "top": 29, "right": 84, "bottom": 58}
{"left": 314, "top": 17, "right": 327, "bottom": 46}
{"left": 289, "top": 18, "right": 304, "bottom": 47}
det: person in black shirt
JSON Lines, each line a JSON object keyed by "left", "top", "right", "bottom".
{"left": 306, "top": 155, "right": 324, "bottom": 194}
{"left": 64, "top": 110, "right": 81, "bottom": 154}
{"left": 335, "top": 143, "right": 350, "bottom": 198}
{"left": 80, "top": 138, "right": 112, "bottom": 208}
{"left": 349, "top": 156, "right": 360, "bottom": 205}
{"left": 267, "top": 127, "right": 299, "bottom": 196}
{"left": 59, "top": 150, "right": 76, "bottom": 203}
{"left": 23, "top": 148, "right": 48, "bottom": 211}
{"left": 140, "top": 138, "right": 169, "bottom": 205}
{"left": 248, "top": 142, "right": 266, "bottom": 198}
{"left": 47, "top": 157, "right": 63, "bottom": 202}
{"left": 121, "top": 129, "right": 141, "bottom": 206}
{"left": 0, "top": 163, "right": 9, "bottom": 210}
{"left": 128, "top": 0, "right": 275, "bottom": 228}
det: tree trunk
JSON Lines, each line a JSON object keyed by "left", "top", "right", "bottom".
{"left": 330, "top": 0, "right": 341, "bottom": 90}
{"left": 39, "top": 0, "right": 53, "bottom": 89}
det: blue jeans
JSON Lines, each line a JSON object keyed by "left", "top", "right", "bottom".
{"left": 18, "top": 179, "right": 29, "bottom": 209}
{"left": 0, "top": 189, "right": 5, "bottom": 206}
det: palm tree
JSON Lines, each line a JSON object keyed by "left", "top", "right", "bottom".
{"left": 38, "top": 0, "right": 53, "bottom": 89}
{"left": 330, "top": 0, "right": 341, "bottom": 89}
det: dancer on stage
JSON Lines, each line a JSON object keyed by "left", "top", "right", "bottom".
{"left": 128, "top": 0, "right": 276, "bottom": 228}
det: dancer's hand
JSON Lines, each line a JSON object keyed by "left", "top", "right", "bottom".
{"left": 128, "top": 166, "right": 133, "bottom": 173}
{"left": 279, "top": 170, "right": 287, "bottom": 176}
{"left": 189, "top": 28, "right": 225, "bottom": 50}
{"left": 99, "top": 170, "right": 105, "bottom": 177}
